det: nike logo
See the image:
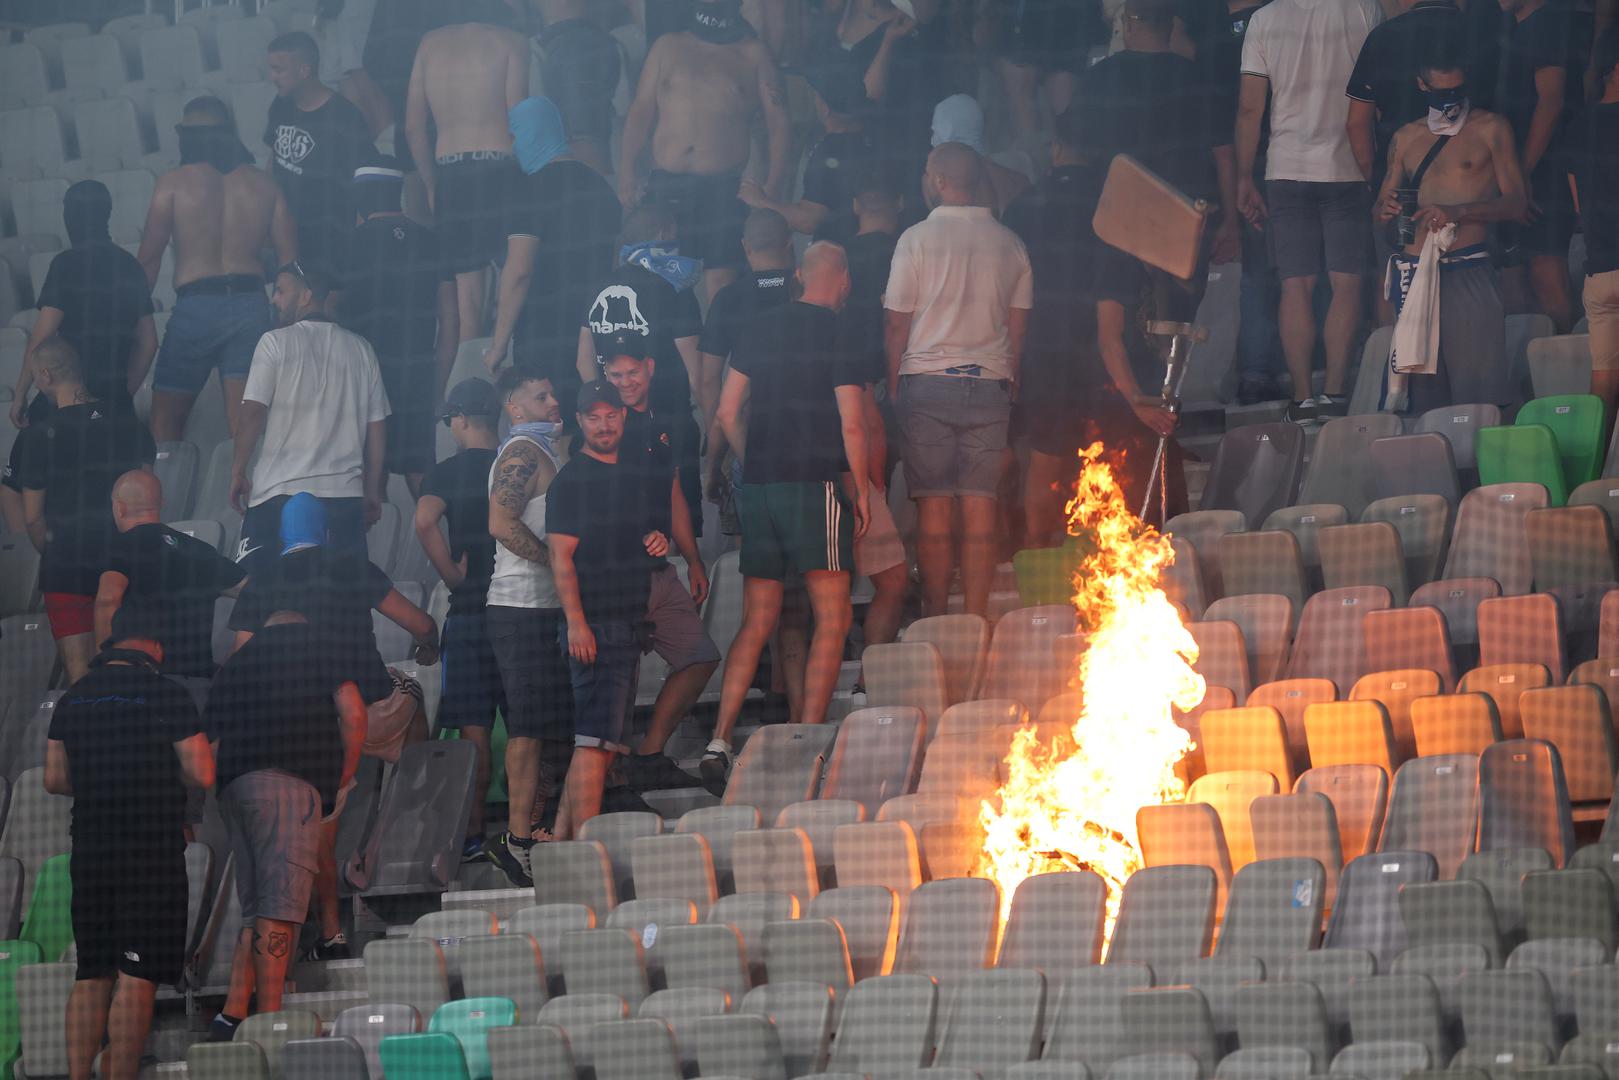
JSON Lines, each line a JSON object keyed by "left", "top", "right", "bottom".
{"left": 235, "top": 542, "right": 262, "bottom": 564}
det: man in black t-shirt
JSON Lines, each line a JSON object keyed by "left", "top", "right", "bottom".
{"left": 576, "top": 204, "right": 703, "bottom": 423}
{"left": 206, "top": 610, "right": 367, "bottom": 1032}
{"left": 46, "top": 630, "right": 214, "bottom": 1080}
{"left": 485, "top": 96, "right": 622, "bottom": 397}
{"left": 95, "top": 470, "right": 246, "bottom": 680}
{"left": 704, "top": 242, "right": 871, "bottom": 783}
{"left": 339, "top": 158, "right": 458, "bottom": 492}
{"left": 416, "top": 377, "right": 505, "bottom": 854}
{"left": 264, "top": 31, "right": 376, "bottom": 269}
{"left": 547, "top": 381, "right": 682, "bottom": 835}
{"left": 14, "top": 337, "right": 156, "bottom": 683}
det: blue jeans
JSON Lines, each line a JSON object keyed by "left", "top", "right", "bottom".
{"left": 153, "top": 287, "right": 273, "bottom": 395}
{"left": 1238, "top": 219, "right": 1283, "bottom": 380}
{"left": 562, "top": 618, "right": 642, "bottom": 754}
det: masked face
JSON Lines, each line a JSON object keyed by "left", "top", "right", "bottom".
{"left": 1421, "top": 74, "right": 1469, "bottom": 134}
{"left": 691, "top": 0, "right": 748, "bottom": 44}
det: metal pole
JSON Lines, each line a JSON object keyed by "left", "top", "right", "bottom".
{"left": 1138, "top": 320, "right": 1205, "bottom": 524}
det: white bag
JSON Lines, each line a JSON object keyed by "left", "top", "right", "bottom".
{"left": 1385, "top": 222, "right": 1457, "bottom": 413}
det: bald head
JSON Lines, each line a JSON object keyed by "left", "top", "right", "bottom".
{"left": 798, "top": 240, "right": 850, "bottom": 310}
{"left": 742, "top": 208, "right": 792, "bottom": 270}
{"left": 111, "top": 470, "right": 164, "bottom": 531}
{"left": 30, "top": 336, "right": 86, "bottom": 404}
{"left": 926, "top": 142, "right": 984, "bottom": 207}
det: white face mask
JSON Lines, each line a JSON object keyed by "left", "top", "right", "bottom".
{"left": 1426, "top": 94, "right": 1470, "bottom": 136}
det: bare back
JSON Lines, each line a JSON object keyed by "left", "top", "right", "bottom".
{"left": 164, "top": 164, "right": 281, "bottom": 288}
{"left": 649, "top": 32, "right": 767, "bottom": 175}
{"left": 418, "top": 23, "right": 529, "bottom": 156}
{"left": 1390, "top": 110, "right": 1511, "bottom": 254}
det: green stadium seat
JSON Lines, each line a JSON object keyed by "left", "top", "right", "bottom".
{"left": 378, "top": 1032, "right": 473, "bottom": 1080}
{"left": 429, "top": 997, "right": 516, "bottom": 1080}
{"left": 1012, "top": 544, "right": 1081, "bottom": 607}
{"left": 19, "top": 852, "right": 71, "bottom": 962}
{"left": 0, "top": 940, "right": 43, "bottom": 1077}
{"left": 1477, "top": 425, "right": 1569, "bottom": 505}
{"left": 1519, "top": 393, "right": 1605, "bottom": 489}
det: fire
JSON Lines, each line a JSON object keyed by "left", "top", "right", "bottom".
{"left": 978, "top": 443, "right": 1206, "bottom": 942}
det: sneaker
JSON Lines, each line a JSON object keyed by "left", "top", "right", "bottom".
{"left": 302, "top": 932, "right": 351, "bottom": 963}
{"left": 461, "top": 835, "right": 487, "bottom": 863}
{"left": 601, "top": 785, "right": 659, "bottom": 815}
{"left": 1285, "top": 397, "right": 1320, "bottom": 424}
{"left": 622, "top": 752, "right": 699, "bottom": 793}
{"left": 208, "top": 1014, "right": 242, "bottom": 1043}
{"left": 487, "top": 830, "right": 536, "bottom": 888}
{"left": 699, "top": 740, "right": 732, "bottom": 790}
{"left": 1314, "top": 393, "right": 1350, "bottom": 417}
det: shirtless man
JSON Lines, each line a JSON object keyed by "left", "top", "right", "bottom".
{"left": 618, "top": 0, "right": 792, "bottom": 301}
{"left": 138, "top": 96, "right": 295, "bottom": 443}
{"left": 1374, "top": 47, "right": 1528, "bottom": 414}
{"left": 406, "top": 4, "right": 529, "bottom": 340}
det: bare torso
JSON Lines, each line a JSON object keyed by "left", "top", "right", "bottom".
{"left": 651, "top": 32, "right": 767, "bottom": 175}
{"left": 1395, "top": 111, "right": 1506, "bottom": 254}
{"left": 419, "top": 23, "right": 529, "bottom": 156}
{"left": 166, "top": 164, "right": 280, "bottom": 288}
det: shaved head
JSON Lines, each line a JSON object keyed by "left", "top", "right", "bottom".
{"left": 926, "top": 142, "right": 983, "bottom": 206}
{"left": 31, "top": 336, "right": 83, "bottom": 385}
{"left": 801, "top": 240, "right": 848, "bottom": 279}
{"left": 798, "top": 240, "right": 851, "bottom": 310}
{"left": 111, "top": 469, "right": 163, "bottom": 531}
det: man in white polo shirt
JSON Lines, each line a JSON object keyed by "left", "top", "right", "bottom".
{"left": 1236, "top": 0, "right": 1381, "bottom": 424}
{"left": 229, "top": 261, "right": 391, "bottom": 580}
{"left": 884, "top": 141, "right": 1032, "bottom": 618}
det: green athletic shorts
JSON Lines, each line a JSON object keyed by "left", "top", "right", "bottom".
{"left": 737, "top": 480, "right": 855, "bottom": 581}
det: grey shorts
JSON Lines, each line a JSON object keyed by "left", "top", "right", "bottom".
{"left": 645, "top": 564, "right": 721, "bottom": 673}
{"left": 1266, "top": 179, "right": 1373, "bottom": 280}
{"left": 222, "top": 769, "right": 321, "bottom": 927}
{"left": 1388, "top": 252, "right": 1512, "bottom": 413}
{"left": 897, "top": 374, "right": 1012, "bottom": 499}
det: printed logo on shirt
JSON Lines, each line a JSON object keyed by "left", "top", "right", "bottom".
{"left": 163, "top": 534, "right": 178, "bottom": 547}
{"left": 273, "top": 124, "right": 315, "bottom": 174}
{"left": 124, "top": 951, "right": 141, "bottom": 963}
{"left": 588, "top": 285, "right": 651, "bottom": 338}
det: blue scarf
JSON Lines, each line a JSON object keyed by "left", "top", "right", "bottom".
{"left": 504, "top": 420, "right": 561, "bottom": 463}
{"left": 619, "top": 243, "right": 703, "bottom": 292}
{"left": 509, "top": 96, "right": 569, "bottom": 176}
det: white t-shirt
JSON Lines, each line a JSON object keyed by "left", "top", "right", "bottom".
{"left": 242, "top": 319, "right": 391, "bottom": 504}
{"left": 884, "top": 205, "right": 1035, "bottom": 382}
{"left": 1241, "top": 0, "right": 1382, "bottom": 183}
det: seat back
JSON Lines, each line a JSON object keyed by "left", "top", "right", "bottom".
{"left": 1205, "top": 594, "right": 1294, "bottom": 685}
{"left": 863, "top": 641, "right": 949, "bottom": 726}
{"left": 1519, "top": 393, "right": 1606, "bottom": 488}
{"left": 1411, "top": 693, "right": 1502, "bottom": 758}
{"left": 348, "top": 741, "right": 478, "bottom": 897}
{"left": 1318, "top": 521, "right": 1410, "bottom": 604}
{"left": 1200, "top": 706, "right": 1293, "bottom": 789}
{"left": 1189, "top": 621, "right": 1252, "bottom": 701}
{"left": 1166, "top": 509, "right": 1248, "bottom": 599}
{"left": 1304, "top": 699, "right": 1399, "bottom": 778}
{"left": 725, "top": 724, "right": 840, "bottom": 824}
{"left": 1299, "top": 414, "right": 1405, "bottom": 517}
{"left": 1526, "top": 505, "right": 1617, "bottom": 591}
{"left": 1459, "top": 662, "right": 1551, "bottom": 739}
{"left": 1518, "top": 684, "right": 1616, "bottom": 804}
{"left": 1478, "top": 738, "right": 1575, "bottom": 866}
{"left": 892, "top": 877, "right": 999, "bottom": 979}
{"left": 1444, "top": 482, "right": 1549, "bottom": 592}
{"left": 1263, "top": 503, "right": 1354, "bottom": 594}
{"left": 1217, "top": 531, "right": 1309, "bottom": 618}
{"left": 1369, "top": 433, "right": 1461, "bottom": 506}
{"left": 1415, "top": 402, "right": 1502, "bottom": 470}
{"left": 978, "top": 605, "right": 1078, "bottom": 710}
{"left": 1477, "top": 593, "right": 1566, "bottom": 683}
{"left": 1217, "top": 856, "right": 1326, "bottom": 965}
{"left": 1286, "top": 586, "right": 1392, "bottom": 693}
{"left": 825, "top": 974, "right": 939, "bottom": 1075}
{"left": 1478, "top": 424, "right": 1570, "bottom": 504}
{"left": 376, "top": 1032, "right": 472, "bottom": 1080}
{"left": 1352, "top": 668, "right": 1443, "bottom": 761}
{"left": 1250, "top": 793, "right": 1343, "bottom": 908}
{"left": 1188, "top": 770, "right": 1277, "bottom": 873}
{"left": 997, "top": 869, "right": 1106, "bottom": 970}
{"left": 1323, "top": 852, "right": 1438, "bottom": 969}
{"left": 1202, "top": 422, "right": 1305, "bottom": 525}
{"left": 1109, "top": 864, "right": 1217, "bottom": 968}
{"left": 821, "top": 707, "right": 926, "bottom": 817}
{"left": 1382, "top": 753, "right": 1480, "bottom": 879}
{"left": 900, "top": 614, "right": 988, "bottom": 706}
{"left": 1362, "top": 493, "right": 1454, "bottom": 590}
{"left": 1295, "top": 762, "right": 1389, "bottom": 859}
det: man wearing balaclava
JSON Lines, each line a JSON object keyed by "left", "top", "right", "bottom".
{"left": 484, "top": 97, "right": 621, "bottom": 398}
{"left": 136, "top": 95, "right": 296, "bottom": 444}
{"left": 616, "top": 0, "right": 792, "bottom": 304}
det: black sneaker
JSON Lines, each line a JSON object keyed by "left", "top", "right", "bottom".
{"left": 302, "top": 932, "right": 351, "bottom": 963}
{"left": 1315, "top": 393, "right": 1350, "bottom": 417}
{"left": 699, "top": 740, "right": 732, "bottom": 792}
{"left": 622, "top": 753, "right": 699, "bottom": 793}
{"left": 487, "top": 831, "right": 535, "bottom": 888}
{"left": 601, "top": 785, "right": 659, "bottom": 814}
{"left": 461, "top": 835, "right": 487, "bottom": 863}
{"left": 208, "top": 1014, "right": 242, "bottom": 1043}
{"left": 1285, "top": 398, "right": 1320, "bottom": 424}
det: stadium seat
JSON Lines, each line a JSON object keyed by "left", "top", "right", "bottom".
{"left": 1401, "top": 879, "right": 1506, "bottom": 966}
{"left": 1304, "top": 699, "right": 1398, "bottom": 777}
{"left": 73, "top": 99, "right": 149, "bottom": 175}
{"left": 820, "top": 707, "right": 925, "bottom": 818}
{"left": 1460, "top": 846, "right": 1551, "bottom": 942}
{"left": 486, "top": 1024, "right": 575, "bottom": 1080}
{"left": 0, "top": 43, "right": 52, "bottom": 111}
{"left": 724, "top": 723, "right": 840, "bottom": 825}
{"left": 60, "top": 33, "right": 131, "bottom": 100}
{"left": 0, "top": 765, "right": 71, "bottom": 907}
{"left": 691, "top": 1013, "right": 786, "bottom": 1080}
{"left": 1200, "top": 706, "right": 1294, "bottom": 788}
{"left": 1478, "top": 738, "right": 1575, "bottom": 865}
{"left": 605, "top": 895, "right": 699, "bottom": 971}
{"left": 1381, "top": 754, "right": 1479, "bottom": 879}
{"left": 555, "top": 928, "right": 650, "bottom": 1008}
{"left": 777, "top": 800, "right": 865, "bottom": 891}
{"left": 1188, "top": 769, "right": 1276, "bottom": 872}
{"left": 1352, "top": 669, "right": 1441, "bottom": 761}
{"left": 587, "top": 1018, "right": 683, "bottom": 1080}
{"left": 579, "top": 811, "right": 663, "bottom": 904}
{"left": 188, "top": 1041, "right": 271, "bottom": 1080}
{"left": 630, "top": 832, "right": 718, "bottom": 908}
{"left": 655, "top": 923, "right": 749, "bottom": 1001}
{"left": 1230, "top": 985, "right": 1331, "bottom": 1072}
{"left": 281, "top": 1036, "right": 370, "bottom": 1080}
{"left": 708, "top": 891, "right": 795, "bottom": 985}
{"left": 733, "top": 827, "right": 819, "bottom": 907}
{"left": 153, "top": 440, "right": 200, "bottom": 519}
{"left": 935, "top": 698, "right": 1027, "bottom": 741}
{"left": 1518, "top": 684, "right": 1615, "bottom": 806}
{"left": 1037, "top": 963, "right": 1151, "bottom": 1074}
{"left": 1446, "top": 482, "right": 1548, "bottom": 594}
{"left": 1364, "top": 494, "right": 1454, "bottom": 591}
{"left": 1248, "top": 677, "right": 1336, "bottom": 765}
{"left": 1568, "top": 477, "right": 1619, "bottom": 536}
{"left": 377, "top": 1032, "right": 471, "bottom": 1080}
{"left": 1509, "top": 935, "right": 1607, "bottom": 1024}
{"left": 1163, "top": 536, "right": 1211, "bottom": 618}
{"left": 919, "top": 725, "right": 1018, "bottom": 805}
{"left": 1369, "top": 432, "right": 1461, "bottom": 506}
{"left": 1459, "top": 662, "right": 1550, "bottom": 739}
{"left": 763, "top": 915, "right": 855, "bottom": 996}
{"left": 1525, "top": 868, "right": 1617, "bottom": 953}
{"left": 862, "top": 641, "right": 948, "bottom": 727}
{"left": 0, "top": 939, "right": 41, "bottom": 1075}
{"left": 1459, "top": 968, "right": 1560, "bottom": 1053}
{"left": 1525, "top": 505, "right": 1617, "bottom": 593}
{"left": 1299, "top": 414, "right": 1404, "bottom": 518}
{"left": 1118, "top": 989, "right": 1219, "bottom": 1077}
{"left": 1286, "top": 585, "right": 1391, "bottom": 693}
{"left": 996, "top": 869, "right": 1106, "bottom": 970}
{"left": 740, "top": 982, "right": 834, "bottom": 1076}
{"left": 891, "top": 877, "right": 997, "bottom": 987}
{"left": 1218, "top": 856, "right": 1326, "bottom": 966}
{"left": 1524, "top": 394, "right": 1606, "bottom": 488}
{"left": 18, "top": 852, "right": 70, "bottom": 963}
{"left": 1362, "top": 611, "right": 1456, "bottom": 695}
{"left": 1327, "top": 852, "right": 1435, "bottom": 972}
{"left": 1263, "top": 503, "right": 1350, "bottom": 594}
{"left": 344, "top": 740, "right": 476, "bottom": 899}
{"left": 831, "top": 821, "right": 922, "bottom": 909}
{"left": 1165, "top": 508, "right": 1247, "bottom": 598}
{"left": 1217, "top": 530, "right": 1309, "bottom": 618}
{"left": 1200, "top": 422, "right": 1305, "bottom": 527}
{"left": 363, "top": 938, "right": 448, "bottom": 1022}
{"left": 795, "top": 887, "right": 894, "bottom": 983}
{"left": 1110, "top": 864, "right": 1217, "bottom": 972}
{"left": 1528, "top": 334, "right": 1594, "bottom": 398}
{"left": 237, "top": 1009, "right": 320, "bottom": 1077}
{"left": 899, "top": 614, "right": 988, "bottom": 706}
{"left": 1410, "top": 693, "right": 1501, "bottom": 758}
{"left": 1189, "top": 621, "right": 1252, "bottom": 701}
{"left": 1318, "top": 521, "right": 1410, "bottom": 603}
{"left": 1479, "top": 423, "right": 1572, "bottom": 505}
{"left": 1216, "top": 1045, "right": 1317, "bottom": 1080}
{"left": 410, "top": 909, "right": 497, "bottom": 987}
{"left": 1250, "top": 792, "right": 1343, "bottom": 907}
{"left": 675, "top": 804, "right": 759, "bottom": 895}
{"left": 0, "top": 860, "right": 23, "bottom": 940}
{"left": 1477, "top": 594, "right": 1566, "bottom": 683}
{"left": 429, "top": 997, "right": 515, "bottom": 1080}
{"left": 977, "top": 604, "right": 1078, "bottom": 709}
{"left": 1296, "top": 762, "right": 1388, "bottom": 859}
{"left": 1206, "top": 594, "right": 1294, "bottom": 685}
{"left": 215, "top": 14, "right": 277, "bottom": 81}
{"left": 1276, "top": 946, "right": 1373, "bottom": 1036}
{"left": 823, "top": 974, "right": 938, "bottom": 1077}
{"left": 458, "top": 933, "right": 546, "bottom": 1023}
{"left": 535, "top": 992, "right": 629, "bottom": 1048}
{"left": 138, "top": 25, "right": 214, "bottom": 91}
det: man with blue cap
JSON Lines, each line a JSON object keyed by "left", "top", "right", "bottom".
{"left": 484, "top": 96, "right": 621, "bottom": 398}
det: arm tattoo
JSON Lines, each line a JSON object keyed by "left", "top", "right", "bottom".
{"left": 490, "top": 442, "right": 551, "bottom": 565}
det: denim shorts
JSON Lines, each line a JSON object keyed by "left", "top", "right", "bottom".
{"left": 562, "top": 618, "right": 642, "bottom": 754}
{"left": 486, "top": 605, "right": 575, "bottom": 742}
{"left": 153, "top": 288, "right": 273, "bottom": 395}
{"left": 897, "top": 373, "right": 1012, "bottom": 498}
{"left": 438, "top": 611, "right": 506, "bottom": 730}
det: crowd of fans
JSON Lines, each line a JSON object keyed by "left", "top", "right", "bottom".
{"left": 4, "top": 0, "right": 1619, "bottom": 1073}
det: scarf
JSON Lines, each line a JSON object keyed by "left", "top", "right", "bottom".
{"left": 691, "top": 0, "right": 749, "bottom": 43}
{"left": 510, "top": 96, "right": 570, "bottom": 175}
{"left": 619, "top": 243, "right": 703, "bottom": 291}
{"left": 504, "top": 420, "right": 561, "bottom": 463}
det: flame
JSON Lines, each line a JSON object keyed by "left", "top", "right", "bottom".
{"left": 978, "top": 442, "right": 1206, "bottom": 943}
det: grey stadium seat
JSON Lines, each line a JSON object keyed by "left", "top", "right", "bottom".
{"left": 344, "top": 740, "right": 477, "bottom": 900}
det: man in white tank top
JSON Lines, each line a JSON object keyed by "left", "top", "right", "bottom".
{"left": 482, "top": 368, "right": 574, "bottom": 887}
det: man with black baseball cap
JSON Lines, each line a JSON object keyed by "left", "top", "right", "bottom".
{"left": 547, "top": 381, "right": 717, "bottom": 834}
{"left": 416, "top": 376, "right": 506, "bottom": 857}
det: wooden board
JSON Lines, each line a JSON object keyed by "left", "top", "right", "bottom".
{"left": 1092, "top": 154, "right": 1210, "bottom": 282}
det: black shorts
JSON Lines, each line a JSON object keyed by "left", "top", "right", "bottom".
{"left": 237, "top": 495, "right": 366, "bottom": 575}
{"left": 438, "top": 610, "right": 506, "bottom": 730}
{"left": 435, "top": 151, "right": 521, "bottom": 274}
{"left": 1497, "top": 161, "right": 1577, "bottom": 263}
{"left": 486, "top": 605, "right": 576, "bottom": 742}
{"left": 72, "top": 846, "right": 189, "bottom": 986}
{"left": 381, "top": 356, "right": 436, "bottom": 476}
{"left": 646, "top": 169, "right": 746, "bottom": 271}
{"left": 538, "top": 19, "right": 621, "bottom": 145}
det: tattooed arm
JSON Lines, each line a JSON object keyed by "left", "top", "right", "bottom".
{"left": 488, "top": 440, "right": 552, "bottom": 564}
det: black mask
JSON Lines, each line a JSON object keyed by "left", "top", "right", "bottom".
{"left": 691, "top": 0, "right": 748, "bottom": 43}
{"left": 63, "top": 180, "right": 113, "bottom": 248}
{"left": 178, "top": 124, "right": 254, "bottom": 174}
{"left": 90, "top": 647, "right": 163, "bottom": 674}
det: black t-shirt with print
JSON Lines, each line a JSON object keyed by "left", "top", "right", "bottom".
{"left": 801, "top": 131, "right": 880, "bottom": 242}
{"left": 545, "top": 451, "right": 667, "bottom": 622}
{"left": 421, "top": 447, "right": 499, "bottom": 615}
{"left": 581, "top": 263, "right": 701, "bottom": 415}
{"left": 698, "top": 268, "right": 794, "bottom": 361}
{"left": 206, "top": 622, "right": 350, "bottom": 811}
{"left": 50, "top": 661, "right": 202, "bottom": 853}
{"left": 108, "top": 523, "right": 245, "bottom": 677}
{"left": 507, "top": 160, "right": 623, "bottom": 382}
{"left": 728, "top": 300, "right": 865, "bottom": 485}
{"left": 35, "top": 242, "right": 154, "bottom": 406}
{"left": 264, "top": 92, "right": 375, "bottom": 262}
{"left": 340, "top": 216, "right": 453, "bottom": 365}
{"left": 14, "top": 402, "right": 156, "bottom": 594}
